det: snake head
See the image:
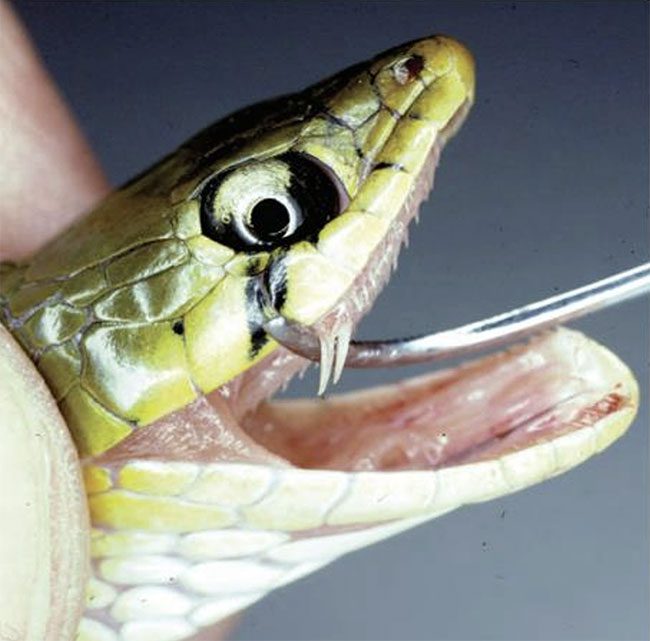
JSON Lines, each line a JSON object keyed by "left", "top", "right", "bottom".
{"left": 2, "top": 36, "right": 475, "bottom": 457}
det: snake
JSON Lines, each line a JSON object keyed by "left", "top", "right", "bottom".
{"left": 0, "top": 35, "right": 640, "bottom": 641}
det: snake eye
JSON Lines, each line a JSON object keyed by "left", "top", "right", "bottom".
{"left": 199, "top": 153, "right": 345, "bottom": 251}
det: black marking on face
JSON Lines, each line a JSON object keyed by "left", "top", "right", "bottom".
{"left": 245, "top": 256, "right": 264, "bottom": 277}
{"left": 245, "top": 277, "right": 269, "bottom": 358}
{"left": 373, "top": 161, "right": 407, "bottom": 172}
{"left": 172, "top": 320, "right": 185, "bottom": 335}
{"left": 263, "top": 251, "right": 288, "bottom": 312}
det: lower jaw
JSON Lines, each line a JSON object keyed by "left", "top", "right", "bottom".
{"left": 81, "top": 325, "right": 637, "bottom": 635}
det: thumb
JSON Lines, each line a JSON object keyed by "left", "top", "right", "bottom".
{"left": 0, "top": 326, "right": 88, "bottom": 640}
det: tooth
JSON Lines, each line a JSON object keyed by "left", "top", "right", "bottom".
{"left": 332, "top": 322, "right": 353, "bottom": 385}
{"left": 318, "top": 332, "right": 335, "bottom": 396}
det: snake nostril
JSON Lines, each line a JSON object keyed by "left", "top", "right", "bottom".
{"left": 393, "top": 54, "right": 425, "bottom": 85}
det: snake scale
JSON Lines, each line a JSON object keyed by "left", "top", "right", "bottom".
{"left": 0, "top": 36, "right": 639, "bottom": 641}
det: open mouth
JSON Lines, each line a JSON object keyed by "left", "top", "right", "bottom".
{"left": 238, "top": 329, "right": 634, "bottom": 472}
{"left": 98, "top": 122, "right": 638, "bottom": 479}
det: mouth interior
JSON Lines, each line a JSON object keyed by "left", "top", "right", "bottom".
{"left": 236, "top": 330, "right": 628, "bottom": 471}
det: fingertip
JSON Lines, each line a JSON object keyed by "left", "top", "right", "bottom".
{"left": 0, "top": 1, "right": 109, "bottom": 260}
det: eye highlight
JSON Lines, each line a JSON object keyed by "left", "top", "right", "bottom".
{"left": 199, "top": 153, "right": 344, "bottom": 252}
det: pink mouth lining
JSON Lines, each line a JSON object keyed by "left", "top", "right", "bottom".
{"left": 238, "top": 330, "right": 629, "bottom": 471}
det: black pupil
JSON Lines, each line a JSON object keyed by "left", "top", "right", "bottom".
{"left": 248, "top": 198, "right": 291, "bottom": 240}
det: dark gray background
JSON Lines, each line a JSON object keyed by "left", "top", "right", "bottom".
{"left": 14, "top": 2, "right": 648, "bottom": 640}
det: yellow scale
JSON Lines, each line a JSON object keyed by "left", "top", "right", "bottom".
{"left": 0, "top": 36, "right": 638, "bottom": 641}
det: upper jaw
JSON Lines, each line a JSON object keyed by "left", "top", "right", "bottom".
{"left": 262, "top": 36, "right": 476, "bottom": 333}
{"left": 243, "top": 38, "right": 477, "bottom": 406}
